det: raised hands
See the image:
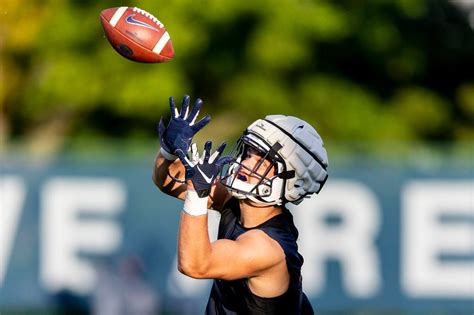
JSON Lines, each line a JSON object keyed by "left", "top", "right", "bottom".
{"left": 158, "top": 95, "right": 211, "bottom": 160}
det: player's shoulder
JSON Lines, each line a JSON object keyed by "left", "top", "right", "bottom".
{"left": 237, "top": 229, "right": 285, "bottom": 259}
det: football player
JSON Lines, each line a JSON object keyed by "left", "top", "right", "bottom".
{"left": 153, "top": 95, "right": 328, "bottom": 315}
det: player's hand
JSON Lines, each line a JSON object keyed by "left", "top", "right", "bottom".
{"left": 158, "top": 95, "right": 211, "bottom": 160}
{"left": 176, "top": 141, "right": 232, "bottom": 198}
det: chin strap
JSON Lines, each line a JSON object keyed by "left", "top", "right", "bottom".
{"left": 225, "top": 176, "right": 284, "bottom": 206}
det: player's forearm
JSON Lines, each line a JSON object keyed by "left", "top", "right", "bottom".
{"left": 177, "top": 211, "right": 212, "bottom": 278}
{"left": 152, "top": 153, "right": 168, "bottom": 188}
{"left": 152, "top": 152, "right": 184, "bottom": 191}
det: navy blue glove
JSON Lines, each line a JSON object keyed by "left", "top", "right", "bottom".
{"left": 158, "top": 95, "right": 211, "bottom": 159}
{"left": 176, "top": 141, "right": 232, "bottom": 198}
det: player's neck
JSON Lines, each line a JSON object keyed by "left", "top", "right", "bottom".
{"left": 239, "top": 200, "right": 282, "bottom": 228}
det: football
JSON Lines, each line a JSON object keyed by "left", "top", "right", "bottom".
{"left": 100, "top": 7, "right": 174, "bottom": 63}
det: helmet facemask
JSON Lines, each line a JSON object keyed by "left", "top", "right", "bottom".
{"left": 219, "top": 133, "right": 288, "bottom": 205}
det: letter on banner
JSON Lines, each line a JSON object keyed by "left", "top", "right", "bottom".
{"left": 0, "top": 176, "right": 26, "bottom": 285}
{"left": 402, "top": 180, "right": 474, "bottom": 298}
{"left": 40, "top": 177, "right": 125, "bottom": 294}
{"left": 292, "top": 180, "right": 382, "bottom": 297}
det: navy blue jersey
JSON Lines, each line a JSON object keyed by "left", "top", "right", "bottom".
{"left": 205, "top": 198, "right": 314, "bottom": 315}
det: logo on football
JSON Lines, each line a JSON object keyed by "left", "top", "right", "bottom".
{"left": 125, "top": 15, "right": 159, "bottom": 31}
{"left": 100, "top": 7, "right": 174, "bottom": 63}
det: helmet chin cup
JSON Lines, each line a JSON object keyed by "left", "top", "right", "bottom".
{"left": 225, "top": 176, "right": 248, "bottom": 200}
{"left": 225, "top": 175, "right": 284, "bottom": 206}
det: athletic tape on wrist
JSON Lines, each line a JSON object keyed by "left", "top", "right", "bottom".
{"left": 160, "top": 147, "right": 178, "bottom": 161}
{"left": 183, "top": 189, "right": 208, "bottom": 216}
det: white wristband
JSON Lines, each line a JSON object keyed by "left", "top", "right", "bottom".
{"left": 183, "top": 189, "right": 208, "bottom": 216}
{"left": 160, "top": 147, "right": 178, "bottom": 161}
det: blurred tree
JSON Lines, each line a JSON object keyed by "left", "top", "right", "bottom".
{"left": 1, "top": 0, "right": 473, "bottom": 155}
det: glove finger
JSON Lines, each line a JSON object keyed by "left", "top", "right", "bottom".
{"left": 169, "top": 96, "right": 178, "bottom": 118}
{"left": 187, "top": 98, "right": 202, "bottom": 124}
{"left": 217, "top": 156, "right": 234, "bottom": 167}
{"left": 191, "top": 115, "right": 211, "bottom": 133}
{"left": 176, "top": 149, "right": 192, "bottom": 169}
{"left": 204, "top": 141, "right": 212, "bottom": 162}
{"left": 191, "top": 143, "right": 199, "bottom": 163}
{"left": 209, "top": 142, "right": 226, "bottom": 164}
{"left": 216, "top": 142, "right": 226, "bottom": 155}
{"left": 158, "top": 119, "right": 169, "bottom": 150}
{"left": 158, "top": 118, "right": 166, "bottom": 135}
{"left": 180, "top": 95, "right": 190, "bottom": 119}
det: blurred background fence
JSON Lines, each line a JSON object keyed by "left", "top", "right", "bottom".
{"left": 1, "top": 0, "right": 473, "bottom": 314}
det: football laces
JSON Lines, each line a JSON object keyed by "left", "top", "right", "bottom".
{"left": 133, "top": 7, "right": 164, "bottom": 28}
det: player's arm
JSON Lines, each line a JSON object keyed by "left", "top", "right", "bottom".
{"left": 178, "top": 213, "right": 285, "bottom": 280}
{"left": 152, "top": 151, "right": 188, "bottom": 199}
{"left": 174, "top": 142, "right": 284, "bottom": 280}
{"left": 152, "top": 95, "right": 210, "bottom": 200}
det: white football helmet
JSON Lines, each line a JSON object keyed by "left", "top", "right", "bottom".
{"left": 220, "top": 115, "right": 329, "bottom": 205}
